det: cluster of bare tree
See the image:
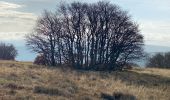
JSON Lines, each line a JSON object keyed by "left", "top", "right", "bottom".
{"left": 0, "top": 43, "right": 18, "bottom": 60}
{"left": 26, "top": 2, "right": 144, "bottom": 70}
{"left": 147, "top": 52, "right": 170, "bottom": 69}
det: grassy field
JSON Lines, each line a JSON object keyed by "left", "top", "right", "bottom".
{"left": 0, "top": 60, "right": 169, "bottom": 100}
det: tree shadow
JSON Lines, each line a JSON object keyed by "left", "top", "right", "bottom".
{"left": 110, "top": 70, "right": 170, "bottom": 87}
{"left": 101, "top": 92, "right": 136, "bottom": 100}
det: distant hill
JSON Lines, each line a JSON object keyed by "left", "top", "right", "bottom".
{"left": 144, "top": 45, "right": 170, "bottom": 53}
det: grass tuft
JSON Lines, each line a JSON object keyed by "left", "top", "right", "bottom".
{"left": 34, "top": 86, "right": 60, "bottom": 96}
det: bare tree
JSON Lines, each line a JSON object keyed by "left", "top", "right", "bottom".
{"left": 26, "top": 1, "right": 144, "bottom": 70}
{"left": 26, "top": 10, "right": 62, "bottom": 66}
{"left": 147, "top": 52, "right": 170, "bottom": 69}
{"left": 0, "top": 42, "right": 18, "bottom": 60}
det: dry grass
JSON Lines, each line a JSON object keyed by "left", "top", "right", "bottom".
{"left": 133, "top": 67, "right": 170, "bottom": 78}
{"left": 0, "top": 60, "right": 169, "bottom": 100}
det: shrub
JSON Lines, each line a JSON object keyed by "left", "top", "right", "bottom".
{"left": 0, "top": 42, "right": 17, "bottom": 60}
{"left": 33, "top": 86, "right": 72, "bottom": 97}
{"left": 122, "top": 64, "right": 133, "bottom": 70}
{"left": 34, "top": 54, "right": 47, "bottom": 65}
{"left": 34, "top": 86, "right": 60, "bottom": 95}
{"left": 146, "top": 52, "right": 170, "bottom": 68}
{"left": 101, "top": 92, "right": 136, "bottom": 100}
{"left": 4, "top": 83, "right": 24, "bottom": 90}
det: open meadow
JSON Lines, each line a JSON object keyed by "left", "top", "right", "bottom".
{"left": 0, "top": 60, "right": 169, "bottom": 100}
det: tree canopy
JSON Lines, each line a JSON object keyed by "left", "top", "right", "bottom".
{"left": 0, "top": 42, "right": 18, "bottom": 60}
{"left": 147, "top": 52, "right": 170, "bottom": 69}
{"left": 26, "top": 1, "right": 144, "bottom": 70}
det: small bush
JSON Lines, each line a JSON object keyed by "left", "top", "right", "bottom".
{"left": 122, "top": 63, "right": 133, "bottom": 70}
{"left": 8, "top": 89, "right": 17, "bottom": 95}
{"left": 34, "top": 86, "right": 74, "bottom": 97}
{"left": 101, "top": 92, "right": 136, "bottom": 100}
{"left": 16, "top": 95, "right": 34, "bottom": 100}
{"left": 34, "top": 54, "right": 46, "bottom": 65}
{"left": 34, "top": 86, "right": 61, "bottom": 95}
{"left": 4, "top": 83, "right": 24, "bottom": 90}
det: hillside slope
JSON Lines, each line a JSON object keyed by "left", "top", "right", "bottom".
{"left": 0, "top": 61, "right": 169, "bottom": 100}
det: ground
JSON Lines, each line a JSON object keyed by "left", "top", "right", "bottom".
{"left": 0, "top": 60, "right": 169, "bottom": 100}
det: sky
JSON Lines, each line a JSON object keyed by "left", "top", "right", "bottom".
{"left": 0, "top": 0, "right": 170, "bottom": 61}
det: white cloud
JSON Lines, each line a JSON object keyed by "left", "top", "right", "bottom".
{"left": 0, "top": 32, "right": 26, "bottom": 40}
{"left": 0, "top": 1, "right": 37, "bottom": 40}
{"left": 0, "top": 1, "right": 23, "bottom": 10}
{"left": 0, "top": 10, "right": 37, "bottom": 20}
{"left": 140, "top": 20, "right": 170, "bottom": 46}
{"left": 0, "top": 0, "right": 170, "bottom": 47}
{"left": 0, "top": 19, "right": 35, "bottom": 32}
{"left": 0, "top": 1, "right": 37, "bottom": 20}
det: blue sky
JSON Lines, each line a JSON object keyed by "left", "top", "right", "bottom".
{"left": 0, "top": 0, "right": 170, "bottom": 61}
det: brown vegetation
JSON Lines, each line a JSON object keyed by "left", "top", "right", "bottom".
{"left": 34, "top": 54, "right": 47, "bottom": 65}
{"left": 0, "top": 60, "right": 169, "bottom": 100}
